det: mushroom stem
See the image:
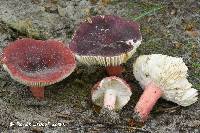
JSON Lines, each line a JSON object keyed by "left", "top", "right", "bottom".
{"left": 30, "top": 87, "right": 45, "bottom": 100}
{"left": 106, "top": 66, "right": 124, "bottom": 76}
{"left": 134, "top": 82, "right": 163, "bottom": 121}
{"left": 104, "top": 89, "right": 116, "bottom": 110}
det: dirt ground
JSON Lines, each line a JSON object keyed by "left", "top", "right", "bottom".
{"left": 0, "top": 0, "right": 199, "bottom": 132}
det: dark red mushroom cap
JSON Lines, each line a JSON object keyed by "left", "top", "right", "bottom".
{"left": 69, "top": 15, "right": 142, "bottom": 66}
{"left": 2, "top": 38, "right": 76, "bottom": 87}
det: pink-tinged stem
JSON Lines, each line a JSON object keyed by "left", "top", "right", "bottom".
{"left": 30, "top": 87, "right": 45, "bottom": 100}
{"left": 134, "top": 82, "right": 163, "bottom": 121}
{"left": 104, "top": 89, "right": 116, "bottom": 110}
{"left": 106, "top": 66, "right": 124, "bottom": 76}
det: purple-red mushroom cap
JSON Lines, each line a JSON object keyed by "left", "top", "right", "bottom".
{"left": 91, "top": 76, "right": 132, "bottom": 111}
{"left": 2, "top": 38, "right": 76, "bottom": 87}
{"left": 69, "top": 15, "right": 142, "bottom": 66}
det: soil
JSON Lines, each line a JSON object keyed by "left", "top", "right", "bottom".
{"left": 0, "top": 0, "right": 199, "bottom": 133}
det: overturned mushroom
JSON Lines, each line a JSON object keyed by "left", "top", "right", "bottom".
{"left": 1, "top": 38, "right": 76, "bottom": 100}
{"left": 69, "top": 15, "right": 142, "bottom": 76}
{"left": 133, "top": 54, "right": 198, "bottom": 122}
{"left": 92, "top": 76, "right": 132, "bottom": 123}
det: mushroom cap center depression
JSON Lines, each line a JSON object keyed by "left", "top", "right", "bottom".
{"left": 18, "top": 52, "right": 62, "bottom": 73}
{"left": 70, "top": 16, "right": 141, "bottom": 56}
{"left": 10, "top": 46, "right": 66, "bottom": 77}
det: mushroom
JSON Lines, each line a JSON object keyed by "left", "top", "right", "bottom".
{"left": 133, "top": 54, "right": 198, "bottom": 122}
{"left": 92, "top": 76, "right": 132, "bottom": 123}
{"left": 69, "top": 15, "right": 142, "bottom": 76}
{"left": 1, "top": 38, "right": 76, "bottom": 100}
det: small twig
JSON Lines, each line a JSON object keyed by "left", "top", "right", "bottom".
{"left": 114, "top": 125, "right": 148, "bottom": 132}
{"left": 154, "top": 106, "right": 180, "bottom": 113}
{"left": 56, "top": 113, "right": 71, "bottom": 118}
{"left": 132, "top": 5, "right": 164, "bottom": 21}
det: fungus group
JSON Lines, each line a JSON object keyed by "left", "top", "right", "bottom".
{"left": 0, "top": 15, "right": 198, "bottom": 126}
{"left": 1, "top": 38, "right": 76, "bottom": 100}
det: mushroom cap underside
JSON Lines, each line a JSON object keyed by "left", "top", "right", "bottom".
{"left": 92, "top": 76, "right": 132, "bottom": 110}
{"left": 133, "top": 54, "right": 198, "bottom": 106}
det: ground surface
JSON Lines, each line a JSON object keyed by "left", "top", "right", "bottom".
{"left": 0, "top": 0, "right": 199, "bottom": 132}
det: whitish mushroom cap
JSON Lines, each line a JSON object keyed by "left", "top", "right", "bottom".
{"left": 92, "top": 76, "right": 132, "bottom": 110}
{"left": 133, "top": 54, "right": 198, "bottom": 106}
{"left": 70, "top": 15, "right": 142, "bottom": 66}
